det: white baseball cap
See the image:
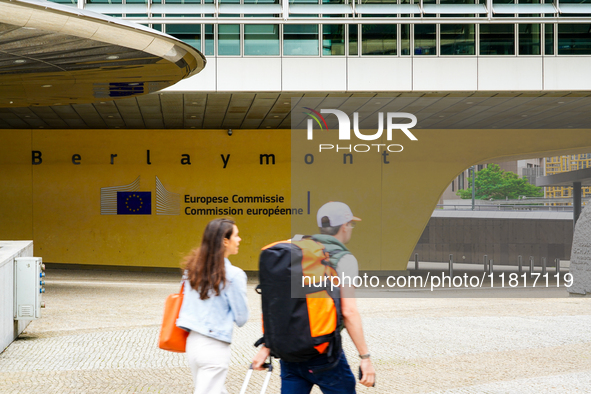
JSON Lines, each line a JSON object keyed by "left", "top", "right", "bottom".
{"left": 317, "top": 202, "right": 361, "bottom": 227}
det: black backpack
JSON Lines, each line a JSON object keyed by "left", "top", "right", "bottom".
{"left": 257, "top": 238, "right": 343, "bottom": 363}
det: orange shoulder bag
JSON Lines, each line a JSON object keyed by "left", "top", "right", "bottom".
{"left": 158, "top": 282, "right": 190, "bottom": 352}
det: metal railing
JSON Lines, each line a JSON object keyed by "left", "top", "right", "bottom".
{"left": 410, "top": 253, "right": 566, "bottom": 278}
{"left": 435, "top": 204, "right": 575, "bottom": 212}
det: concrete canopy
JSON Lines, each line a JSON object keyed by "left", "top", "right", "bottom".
{"left": 1, "top": 91, "right": 591, "bottom": 129}
{"left": 0, "top": 0, "right": 206, "bottom": 108}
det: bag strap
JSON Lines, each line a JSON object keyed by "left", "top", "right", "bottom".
{"left": 328, "top": 250, "right": 350, "bottom": 266}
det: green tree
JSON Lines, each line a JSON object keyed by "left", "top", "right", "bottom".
{"left": 457, "top": 164, "right": 544, "bottom": 200}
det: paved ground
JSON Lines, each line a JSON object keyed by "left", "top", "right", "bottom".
{"left": 1, "top": 268, "right": 591, "bottom": 393}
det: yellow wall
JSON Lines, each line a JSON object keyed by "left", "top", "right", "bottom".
{"left": 0, "top": 130, "right": 33, "bottom": 240}
{"left": 291, "top": 129, "right": 591, "bottom": 272}
{"left": 1, "top": 129, "right": 291, "bottom": 270}
{"left": 1, "top": 128, "right": 591, "bottom": 272}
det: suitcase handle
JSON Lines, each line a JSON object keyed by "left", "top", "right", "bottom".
{"left": 240, "top": 357, "right": 274, "bottom": 394}
{"left": 248, "top": 359, "right": 273, "bottom": 371}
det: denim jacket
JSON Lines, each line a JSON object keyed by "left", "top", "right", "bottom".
{"left": 176, "top": 258, "right": 249, "bottom": 343}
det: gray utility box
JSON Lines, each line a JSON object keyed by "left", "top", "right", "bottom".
{"left": 14, "top": 257, "right": 45, "bottom": 320}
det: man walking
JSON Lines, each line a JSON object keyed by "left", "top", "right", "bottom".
{"left": 253, "top": 201, "right": 376, "bottom": 393}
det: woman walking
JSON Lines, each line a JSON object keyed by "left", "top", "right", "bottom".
{"left": 177, "top": 218, "right": 249, "bottom": 394}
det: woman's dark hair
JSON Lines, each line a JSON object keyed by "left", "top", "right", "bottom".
{"left": 184, "top": 218, "right": 235, "bottom": 300}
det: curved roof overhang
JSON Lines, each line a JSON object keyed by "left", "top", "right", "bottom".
{"left": 2, "top": 91, "right": 591, "bottom": 130}
{"left": 0, "top": 0, "right": 206, "bottom": 107}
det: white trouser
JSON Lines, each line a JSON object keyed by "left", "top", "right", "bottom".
{"left": 186, "top": 330, "right": 232, "bottom": 394}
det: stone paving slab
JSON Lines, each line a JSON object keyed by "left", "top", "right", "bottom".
{"left": 0, "top": 269, "right": 590, "bottom": 393}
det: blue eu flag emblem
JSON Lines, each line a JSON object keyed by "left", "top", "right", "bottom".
{"left": 117, "top": 192, "right": 152, "bottom": 215}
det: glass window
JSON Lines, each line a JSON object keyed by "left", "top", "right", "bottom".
{"left": 440, "top": 24, "right": 475, "bottom": 55}
{"left": 244, "top": 0, "right": 279, "bottom": 16}
{"left": 439, "top": 0, "right": 477, "bottom": 18}
{"left": 545, "top": 24, "right": 554, "bottom": 55}
{"left": 518, "top": 0, "right": 542, "bottom": 17}
{"left": 218, "top": 0, "right": 240, "bottom": 17}
{"left": 349, "top": 24, "right": 359, "bottom": 56}
{"left": 290, "top": 0, "right": 319, "bottom": 18}
{"left": 361, "top": 24, "right": 397, "bottom": 56}
{"left": 284, "top": 25, "right": 319, "bottom": 56}
{"left": 165, "top": 0, "right": 201, "bottom": 17}
{"left": 244, "top": 25, "right": 279, "bottom": 55}
{"left": 519, "top": 24, "right": 541, "bottom": 55}
{"left": 360, "top": 0, "right": 398, "bottom": 17}
{"left": 323, "top": 25, "right": 345, "bottom": 56}
{"left": 422, "top": 0, "right": 436, "bottom": 17}
{"left": 218, "top": 24, "right": 240, "bottom": 56}
{"left": 480, "top": 24, "right": 515, "bottom": 55}
{"left": 151, "top": 0, "right": 162, "bottom": 19}
{"left": 87, "top": 0, "right": 122, "bottom": 3}
{"left": 401, "top": 24, "right": 411, "bottom": 56}
{"left": 166, "top": 24, "right": 201, "bottom": 51}
{"left": 205, "top": 24, "right": 214, "bottom": 56}
{"left": 558, "top": 24, "right": 591, "bottom": 55}
{"left": 415, "top": 24, "right": 436, "bottom": 55}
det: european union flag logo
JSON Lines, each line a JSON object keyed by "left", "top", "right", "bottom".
{"left": 117, "top": 192, "right": 152, "bottom": 215}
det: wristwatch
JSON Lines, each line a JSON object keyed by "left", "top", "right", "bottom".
{"left": 359, "top": 353, "right": 370, "bottom": 359}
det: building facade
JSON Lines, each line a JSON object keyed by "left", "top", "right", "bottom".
{"left": 3, "top": 0, "right": 591, "bottom": 271}
{"left": 545, "top": 153, "right": 591, "bottom": 200}
{"left": 40, "top": 0, "right": 591, "bottom": 94}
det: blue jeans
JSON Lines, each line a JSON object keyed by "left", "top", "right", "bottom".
{"left": 280, "top": 350, "right": 356, "bottom": 394}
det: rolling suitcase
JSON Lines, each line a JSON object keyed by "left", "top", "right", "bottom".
{"left": 238, "top": 357, "right": 274, "bottom": 394}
